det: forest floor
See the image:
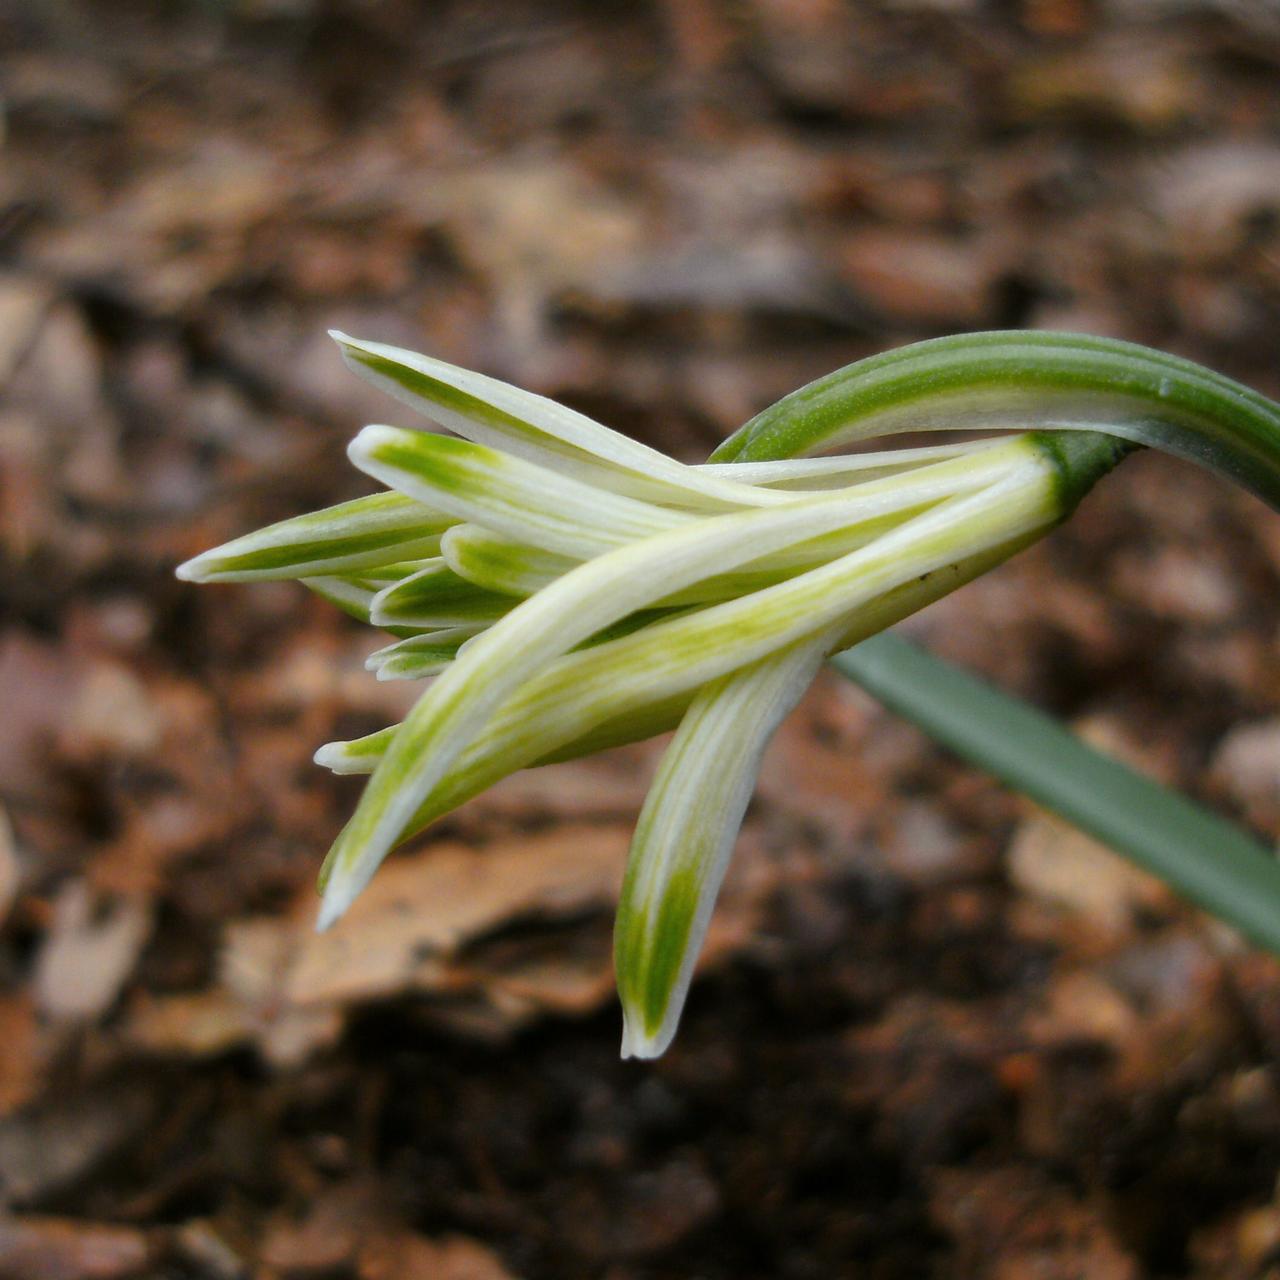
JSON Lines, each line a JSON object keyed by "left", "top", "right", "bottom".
{"left": 3, "top": 2, "right": 1280, "bottom": 1276}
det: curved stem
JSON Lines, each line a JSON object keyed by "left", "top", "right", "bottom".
{"left": 713, "top": 331, "right": 1280, "bottom": 512}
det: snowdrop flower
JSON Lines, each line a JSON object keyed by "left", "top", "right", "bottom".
{"left": 179, "top": 333, "right": 1131, "bottom": 1058}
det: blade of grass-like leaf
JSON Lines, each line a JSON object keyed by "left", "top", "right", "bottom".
{"left": 830, "top": 634, "right": 1280, "bottom": 952}
{"left": 713, "top": 331, "right": 1280, "bottom": 511}
{"left": 716, "top": 333, "right": 1280, "bottom": 952}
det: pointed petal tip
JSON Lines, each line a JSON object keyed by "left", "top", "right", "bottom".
{"left": 619, "top": 1009, "right": 673, "bottom": 1061}
{"left": 174, "top": 558, "right": 204, "bottom": 582}
{"left": 314, "top": 899, "right": 341, "bottom": 933}
{"left": 313, "top": 746, "right": 369, "bottom": 776}
{"left": 313, "top": 742, "right": 346, "bottom": 769}
{"left": 315, "top": 876, "right": 356, "bottom": 932}
{"left": 347, "top": 423, "right": 399, "bottom": 468}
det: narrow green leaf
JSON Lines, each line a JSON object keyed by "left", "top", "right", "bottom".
{"left": 712, "top": 332, "right": 1280, "bottom": 956}
{"left": 831, "top": 635, "right": 1280, "bottom": 952}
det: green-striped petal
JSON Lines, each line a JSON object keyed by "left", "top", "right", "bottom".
{"left": 616, "top": 633, "right": 833, "bottom": 1058}
{"left": 349, "top": 425, "right": 687, "bottom": 559}
{"left": 176, "top": 491, "right": 452, "bottom": 582}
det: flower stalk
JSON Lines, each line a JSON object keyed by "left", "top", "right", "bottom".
{"left": 178, "top": 330, "right": 1280, "bottom": 1059}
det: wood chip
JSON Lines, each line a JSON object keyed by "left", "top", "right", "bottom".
{"left": 32, "top": 883, "right": 151, "bottom": 1023}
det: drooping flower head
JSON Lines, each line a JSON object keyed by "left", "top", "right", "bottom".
{"left": 179, "top": 332, "right": 1140, "bottom": 1057}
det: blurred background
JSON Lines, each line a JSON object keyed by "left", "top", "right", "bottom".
{"left": 2, "top": 1, "right": 1280, "bottom": 1276}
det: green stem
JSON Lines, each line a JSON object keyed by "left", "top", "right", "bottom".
{"left": 712, "top": 330, "right": 1280, "bottom": 510}
{"left": 831, "top": 635, "right": 1280, "bottom": 952}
